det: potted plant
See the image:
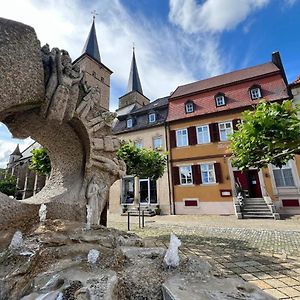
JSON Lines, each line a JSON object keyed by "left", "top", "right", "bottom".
{"left": 155, "top": 204, "right": 161, "bottom": 215}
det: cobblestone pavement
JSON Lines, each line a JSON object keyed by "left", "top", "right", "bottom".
{"left": 108, "top": 214, "right": 300, "bottom": 299}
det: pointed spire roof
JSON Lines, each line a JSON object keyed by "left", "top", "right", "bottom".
{"left": 127, "top": 47, "right": 143, "bottom": 94}
{"left": 11, "top": 144, "right": 21, "bottom": 156}
{"left": 82, "top": 19, "right": 101, "bottom": 63}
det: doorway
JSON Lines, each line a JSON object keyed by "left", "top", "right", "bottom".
{"left": 233, "top": 170, "right": 262, "bottom": 198}
{"left": 139, "top": 178, "right": 157, "bottom": 205}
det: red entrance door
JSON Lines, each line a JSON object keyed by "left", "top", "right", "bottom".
{"left": 234, "top": 170, "right": 262, "bottom": 198}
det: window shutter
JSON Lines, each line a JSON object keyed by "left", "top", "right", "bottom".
{"left": 170, "top": 130, "right": 176, "bottom": 148}
{"left": 232, "top": 119, "right": 241, "bottom": 131}
{"left": 214, "top": 163, "right": 223, "bottom": 183}
{"left": 192, "top": 165, "right": 201, "bottom": 185}
{"left": 209, "top": 123, "right": 220, "bottom": 142}
{"left": 188, "top": 126, "right": 197, "bottom": 145}
{"left": 172, "top": 166, "right": 180, "bottom": 185}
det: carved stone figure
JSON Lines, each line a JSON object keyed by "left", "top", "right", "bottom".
{"left": 0, "top": 17, "right": 125, "bottom": 229}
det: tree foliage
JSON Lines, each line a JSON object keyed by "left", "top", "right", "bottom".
{"left": 117, "top": 142, "right": 167, "bottom": 180}
{"left": 230, "top": 100, "right": 300, "bottom": 170}
{"left": 0, "top": 170, "right": 17, "bottom": 196}
{"left": 29, "top": 148, "right": 51, "bottom": 175}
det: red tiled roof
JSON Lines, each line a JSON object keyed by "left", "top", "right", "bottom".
{"left": 290, "top": 75, "right": 300, "bottom": 87}
{"left": 167, "top": 73, "right": 289, "bottom": 122}
{"left": 170, "top": 62, "right": 280, "bottom": 99}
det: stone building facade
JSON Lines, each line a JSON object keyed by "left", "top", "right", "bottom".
{"left": 109, "top": 49, "right": 171, "bottom": 215}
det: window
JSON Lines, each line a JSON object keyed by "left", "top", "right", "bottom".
{"left": 200, "top": 164, "right": 216, "bottom": 184}
{"left": 153, "top": 136, "right": 162, "bottom": 149}
{"left": 134, "top": 140, "right": 142, "bottom": 149}
{"left": 215, "top": 94, "right": 226, "bottom": 107}
{"left": 121, "top": 177, "right": 135, "bottom": 204}
{"left": 176, "top": 129, "right": 188, "bottom": 147}
{"left": 127, "top": 118, "right": 133, "bottom": 128}
{"left": 273, "top": 162, "right": 295, "bottom": 187}
{"left": 185, "top": 102, "right": 194, "bottom": 113}
{"left": 218, "top": 122, "right": 233, "bottom": 141}
{"left": 196, "top": 125, "right": 210, "bottom": 144}
{"left": 250, "top": 87, "right": 262, "bottom": 100}
{"left": 148, "top": 113, "right": 156, "bottom": 123}
{"left": 179, "top": 166, "right": 193, "bottom": 185}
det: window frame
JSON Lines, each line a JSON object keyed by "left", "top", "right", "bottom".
{"left": 148, "top": 113, "right": 156, "bottom": 123}
{"left": 134, "top": 140, "right": 143, "bottom": 149}
{"left": 272, "top": 161, "right": 295, "bottom": 187}
{"left": 200, "top": 163, "right": 216, "bottom": 184}
{"left": 176, "top": 128, "right": 189, "bottom": 147}
{"left": 218, "top": 121, "right": 233, "bottom": 142}
{"left": 250, "top": 87, "right": 262, "bottom": 100}
{"left": 179, "top": 165, "right": 193, "bottom": 185}
{"left": 126, "top": 118, "right": 133, "bottom": 128}
{"left": 185, "top": 101, "right": 194, "bottom": 114}
{"left": 196, "top": 125, "right": 210, "bottom": 144}
{"left": 215, "top": 93, "right": 226, "bottom": 107}
{"left": 153, "top": 136, "right": 162, "bottom": 149}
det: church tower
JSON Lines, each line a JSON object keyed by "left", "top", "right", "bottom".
{"left": 118, "top": 47, "right": 150, "bottom": 111}
{"left": 7, "top": 144, "right": 22, "bottom": 168}
{"left": 73, "top": 17, "right": 112, "bottom": 111}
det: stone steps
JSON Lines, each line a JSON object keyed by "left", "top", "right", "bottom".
{"left": 242, "top": 198, "right": 275, "bottom": 219}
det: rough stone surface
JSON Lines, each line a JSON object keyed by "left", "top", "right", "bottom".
{"left": 0, "top": 18, "right": 44, "bottom": 119}
{"left": 0, "top": 17, "right": 125, "bottom": 228}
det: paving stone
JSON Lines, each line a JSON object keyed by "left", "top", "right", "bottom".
{"left": 267, "top": 271, "right": 287, "bottom": 279}
{"left": 256, "top": 272, "right": 273, "bottom": 280}
{"left": 264, "top": 279, "right": 288, "bottom": 288}
{"left": 248, "top": 280, "right": 272, "bottom": 289}
{"left": 277, "top": 287, "right": 300, "bottom": 297}
{"left": 264, "top": 288, "right": 290, "bottom": 299}
{"left": 279, "top": 277, "right": 300, "bottom": 286}
{"left": 239, "top": 273, "right": 258, "bottom": 281}
{"left": 242, "top": 266, "right": 261, "bottom": 273}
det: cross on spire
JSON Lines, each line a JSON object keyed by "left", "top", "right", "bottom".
{"left": 91, "top": 10, "right": 98, "bottom": 20}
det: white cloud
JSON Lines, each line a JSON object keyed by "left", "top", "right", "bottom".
{"left": 169, "top": 0, "right": 270, "bottom": 33}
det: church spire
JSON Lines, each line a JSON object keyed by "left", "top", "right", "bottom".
{"left": 127, "top": 46, "right": 143, "bottom": 94}
{"left": 11, "top": 144, "right": 21, "bottom": 157}
{"left": 82, "top": 17, "right": 101, "bottom": 63}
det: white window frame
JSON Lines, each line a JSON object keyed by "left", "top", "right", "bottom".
{"left": 218, "top": 121, "right": 233, "bottom": 142}
{"left": 148, "top": 113, "right": 156, "bottom": 123}
{"left": 127, "top": 118, "right": 133, "bottom": 128}
{"left": 179, "top": 165, "right": 193, "bottom": 185}
{"left": 215, "top": 95, "right": 226, "bottom": 107}
{"left": 185, "top": 102, "right": 194, "bottom": 113}
{"left": 272, "top": 161, "right": 295, "bottom": 187}
{"left": 134, "top": 140, "right": 143, "bottom": 149}
{"left": 200, "top": 163, "right": 216, "bottom": 184}
{"left": 153, "top": 136, "right": 162, "bottom": 149}
{"left": 250, "top": 87, "right": 262, "bottom": 100}
{"left": 196, "top": 125, "right": 210, "bottom": 144}
{"left": 176, "top": 129, "right": 189, "bottom": 147}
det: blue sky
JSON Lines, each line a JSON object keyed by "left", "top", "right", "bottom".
{"left": 0, "top": 0, "right": 300, "bottom": 167}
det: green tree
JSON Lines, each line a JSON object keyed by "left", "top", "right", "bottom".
{"left": 0, "top": 170, "right": 17, "bottom": 196}
{"left": 117, "top": 142, "right": 167, "bottom": 180}
{"left": 29, "top": 148, "right": 51, "bottom": 176}
{"left": 230, "top": 100, "right": 300, "bottom": 170}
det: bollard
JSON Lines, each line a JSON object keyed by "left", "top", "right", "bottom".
{"left": 138, "top": 202, "right": 141, "bottom": 228}
{"left": 127, "top": 211, "right": 130, "bottom": 231}
{"left": 142, "top": 210, "right": 145, "bottom": 228}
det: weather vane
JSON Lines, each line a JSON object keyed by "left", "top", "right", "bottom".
{"left": 91, "top": 10, "right": 98, "bottom": 20}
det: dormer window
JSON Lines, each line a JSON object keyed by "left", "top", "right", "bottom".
{"left": 127, "top": 118, "right": 133, "bottom": 128}
{"left": 250, "top": 85, "right": 262, "bottom": 100}
{"left": 185, "top": 101, "right": 194, "bottom": 113}
{"left": 149, "top": 113, "right": 156, "bottom": 123}
{"left": 215, "top": 93, "right": 226, "bottom": 107}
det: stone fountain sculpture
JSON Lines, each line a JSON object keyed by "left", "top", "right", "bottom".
{"left": 0, "top": 17, "right": 125, "bottom": 229}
